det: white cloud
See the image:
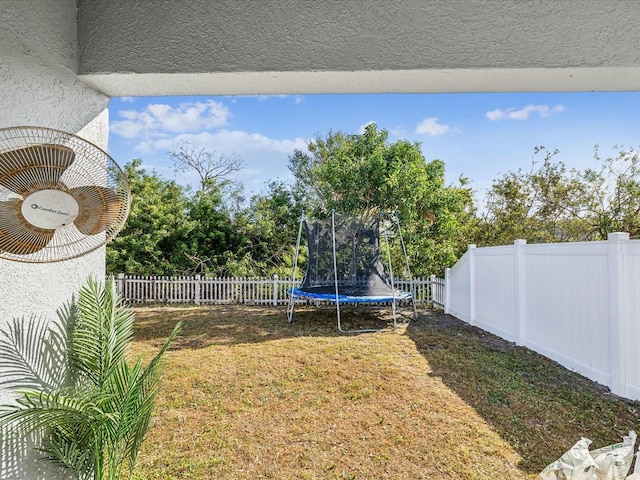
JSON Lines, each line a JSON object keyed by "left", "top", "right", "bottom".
{"left": 111, "top": 100, "right": 231, "bottom": 139}
{"left": 358, "top": 121, "right": 377, "bottom": 134}
{"left": 389, "top": 125, "right": 408, "bottom": 138}
{"left": 119, "top": 96, "right": 134, "bottom": 103}
{"left": 486, "top": 104, "right": 566, "bottom": 121}
{"left": 415, "top": 117, "right": 451, "bottom": 136}
{"left": 110, "top": 120, "right": 148, "bottom": 140}
{"left": 136, "top": 130, "right": 308, "bottom": 157}
{"left": 110, "top": 98, "right": 311, "bottom": 195}
{"left": 131, "top": 130, "right": 307, "bottom": 195}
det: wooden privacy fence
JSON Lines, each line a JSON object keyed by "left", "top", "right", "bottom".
{"left": 111, "top": 274, "right": 445, "bottom": 307}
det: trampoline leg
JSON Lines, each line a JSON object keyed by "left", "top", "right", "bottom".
{"left": 287, "top": 295, "right": 295, "bottom": 323}
{"left": 336, "top": 299, "right": 343, "bottom": 332}
{"left": 391, "top": 298, "right": 398, "bottom": 330}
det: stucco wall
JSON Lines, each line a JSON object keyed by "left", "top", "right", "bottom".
{"left": 0, "top": 2, "right": 110, "bottom": 479}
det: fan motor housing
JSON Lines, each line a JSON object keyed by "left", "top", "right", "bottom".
{"left": 21, "top": 189, "right": 79, "bottom": 229}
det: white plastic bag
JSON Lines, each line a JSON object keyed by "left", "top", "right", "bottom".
{"left": 539, "top": 431, "right": 636, "bottom": 480}
{"left": 625, "top": 452, "right": 640, "bottom": 479}
{"left": 540, "top": 437, "right": 599, "bottom": 480}
{"left": 590, "top": 430, "right": 636, "bottom": 480}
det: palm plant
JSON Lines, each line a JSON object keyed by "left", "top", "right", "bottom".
{"left": 0, "top": 277, "right": 181, "bottom": 480}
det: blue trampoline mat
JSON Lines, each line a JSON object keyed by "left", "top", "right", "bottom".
{"left": 288, "top": 287, "right": 413, "bottom": 304}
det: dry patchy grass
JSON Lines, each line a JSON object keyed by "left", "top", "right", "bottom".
{"left": 127, "top": 305, "right": 640, "bottom": 479}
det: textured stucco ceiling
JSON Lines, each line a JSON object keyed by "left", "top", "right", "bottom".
{"left": 75, "top": 0, "right": 640, "bottom": 96}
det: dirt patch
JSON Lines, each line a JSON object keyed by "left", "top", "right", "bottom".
{"left": 408, "top": 309, "right": 519, "bottom": 352}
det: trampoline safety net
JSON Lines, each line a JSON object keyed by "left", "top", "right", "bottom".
{"left": 295, "top": 212, "right": 408, "bottom": 302}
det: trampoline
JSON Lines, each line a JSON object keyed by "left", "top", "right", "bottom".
{"left": 286, "top": 210, "right": 417, "bottom": 333}
{"left": 288, "top": 286, "right": 413, "bottom": 304}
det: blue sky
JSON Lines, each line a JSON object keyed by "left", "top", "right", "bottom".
{"left": 108, "top": 92, "right": 640, "bottom": 205}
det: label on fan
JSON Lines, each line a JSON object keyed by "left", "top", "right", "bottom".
{"left": 21, "top": 189, "right": 79, "bottom": 229}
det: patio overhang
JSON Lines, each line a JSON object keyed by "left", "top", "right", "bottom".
{"left": 76, "top": 0, "right": 640, "bottom": 97}
{"left": 79, "top": 66, "right": 640, "bottom": 97}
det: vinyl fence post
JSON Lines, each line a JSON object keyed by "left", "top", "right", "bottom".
{"left": 273, "top": 274, "right": 279, "bottom": 306}
{"left": 514, "top": 239, "right": 527, "bottom": 346}
{"left": 429, "top": 274, "right": 436, "bottom": 306}
{"left": 444, "top": 268, "right": 451, "bottom": 314}
{"left": 468, "top": 244, "right": 476, "bottom": 326}
{"left": 608, "top": 232, "right": 629, "bottom": 397}
{"left": 194, "top": 275, "right": 201, "bottom": 306}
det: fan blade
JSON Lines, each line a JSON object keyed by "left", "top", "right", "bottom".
{"left": 0, "top": 144, "right": 75, "bottom": 195}
{"left": 0, "top": 199, "right": 55, "bottom": 255}
{"left": 70, "top": 186, "right": 122, "bottom": 236}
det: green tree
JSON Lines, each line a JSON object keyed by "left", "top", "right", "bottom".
{"left": 242, "top": 180, "right": 305, "bottom": 277}
{"left": 0, "top": 277, "right": 181, "bottom": 480}
{"left": 477, "top": 147, "right": 585, "bottom": 245}
{"left": 288, "top": 124, "right": 475, "bottom": 275}
{"left": 106, "top": 159, "right": 193, "bottom": 275}
{"left": 108, "top": 158, "right": 252, "bottom": 276}
{"left": 577, "top": 146, "right": 640, "bottom": 239}
{"left": 475, "top": 145, "right": 640, "bottom": 246}
{"left": 181, "top": 184, "right": 248, "bottom": 276}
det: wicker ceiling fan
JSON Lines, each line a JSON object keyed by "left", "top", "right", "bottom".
{"left": 0, "top": 126, "right": 131, "bottom": 263}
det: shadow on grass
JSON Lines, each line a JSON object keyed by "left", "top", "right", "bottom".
{"left": 132, "top": 303, "right": 412, "bottom": 349}
{"left": 131, "top": 303, "right": 640, "bottom": 475}
{"left": 404, "top": 309, "right": 640, "bottom": 475}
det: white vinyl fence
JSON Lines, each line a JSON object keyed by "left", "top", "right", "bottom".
{"left": 445, "top": 232, "right": 640, "bottom": 402}
{"left": 112, "top": 274, "right": 445, "bottom": 307}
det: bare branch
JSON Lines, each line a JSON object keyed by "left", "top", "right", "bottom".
{"left": 169, "top": 140, "right": 244, "bottom": 193}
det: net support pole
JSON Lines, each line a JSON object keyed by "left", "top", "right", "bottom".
{"left": 395, "top": 213, "right": 418, "bottom": 319}
{"left": 382, "top": 213, "right": 398, "bottom": 329}
{"left": 331, "top": 209, "right": 344, "bottom": 332}
{"left": 287, "top": 210, "right": 305, "bottom": 323}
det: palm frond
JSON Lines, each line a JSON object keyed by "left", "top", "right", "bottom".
{"left": 72, "top": 277, "right": 135, "bottom": 388}
{"left": 41, "top": 428, "right": 95, "bottom": 480}
{"left": 102, "top": 321, "right": 182, "bottom": 474}
{"left": 56, "top": 299, "right": 82, "bottom": 389}
{"left": 0, "top": 316, "right": 67, "bottom": 391}
{"left": 0, "top": 390, "right": 93, "bottom": 436}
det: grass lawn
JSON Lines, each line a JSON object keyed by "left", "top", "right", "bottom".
{"left": 127, "top": 305, "right": 640, "bottom": 479}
